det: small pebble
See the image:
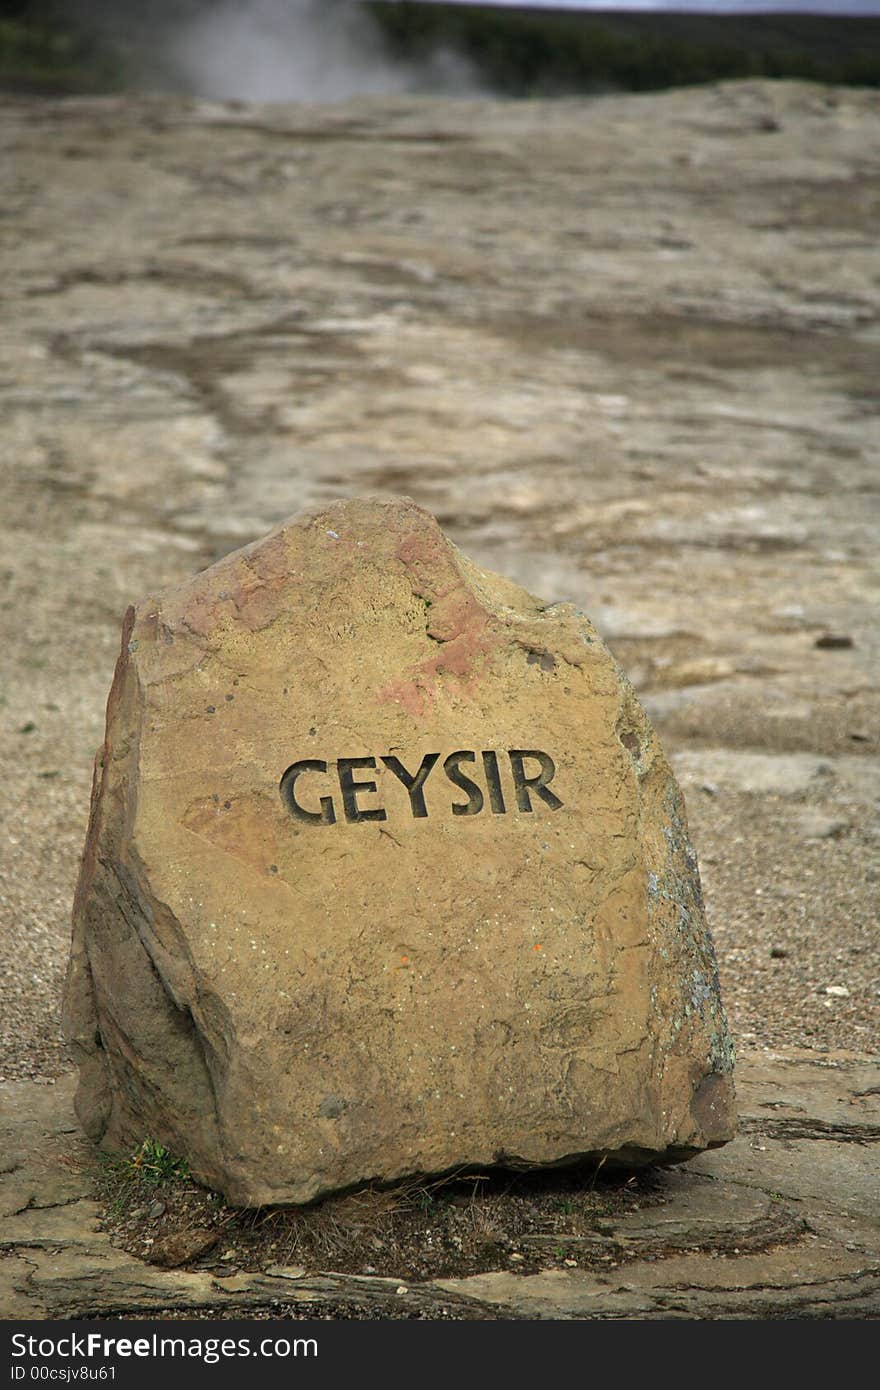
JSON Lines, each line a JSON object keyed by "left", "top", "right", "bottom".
{"left": 825, "top": 985, "right": 850, "bottom": 998}
{"left": 148, "top": 1199, "right": 166, "bottom": 1219}
{"left": 797, "top": 813, "right": 848, "bottom": 841}
{"left": 770, "top": 946, "right": 788, "bottom": 959}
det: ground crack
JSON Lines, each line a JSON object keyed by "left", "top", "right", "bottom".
{"left": 740, "top": 1116, "right": 880, "bottom": 1144}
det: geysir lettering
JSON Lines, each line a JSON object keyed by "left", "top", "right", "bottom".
{"left": 279, "top": 750, "right": 563, "bottom": 825}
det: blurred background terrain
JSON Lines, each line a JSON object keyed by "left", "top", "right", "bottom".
{"left": 0, "top": 4, "right": 877, "bottom": 1086}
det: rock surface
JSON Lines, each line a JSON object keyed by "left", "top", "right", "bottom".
{"left": 64, "top": 497, "right": 734, "bottom": 1205}
{"left": 1, "top": 1050, "right": 877, "bottom": 1319}
{"left": 1, "top": 81, "right": 877, "bottom": 1089}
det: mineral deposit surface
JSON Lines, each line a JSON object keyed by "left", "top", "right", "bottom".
{"left": 0, "top": 75, "right": 877, "bottom": 1311}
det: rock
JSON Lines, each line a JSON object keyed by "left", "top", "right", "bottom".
{"left": 815, "top": 634, "right": 855, "bottom": 650}
{"left": 144, "top": 1227, "right": 219, "bottom": 1269}
{"left": 672, "top": 750, "right": 876, "bottom": 801}
{"left": 673, "top": 749, "right": 822, "bottom": 797}
{"left": 63, "top": 496, "right": 734, "bottom": 1206}
{"left": 795, "top": 812, "right": 849, "bottom": 842}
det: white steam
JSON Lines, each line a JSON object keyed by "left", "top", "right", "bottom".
{"left": 162, "top": 0, "right": 482, "bottom": 103}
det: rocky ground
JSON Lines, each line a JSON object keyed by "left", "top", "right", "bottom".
{"left": 0, "top": 78, "right": 878, "bottom": 1317}
{"left": 2, "top": 1054, "right": 878, "bottom": 1319}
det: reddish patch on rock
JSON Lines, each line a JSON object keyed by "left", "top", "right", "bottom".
{"left": 180, "top": 534, "right": 294, "bottom": 638}
{"left": 378, "top": 530, "right": 502, "bottom": 715}
{"left": 396, "top": 528, "right": 460, "bottom": 604}
{"left": 380, "top": 582, "right": 498, "bottom": 718}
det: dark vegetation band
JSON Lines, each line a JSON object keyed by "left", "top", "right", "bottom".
{"left": 369, "top": 3, "right": 880, "bottom": 95}
{"left": 1, "top": 0, "right": 878, "bottom": 96}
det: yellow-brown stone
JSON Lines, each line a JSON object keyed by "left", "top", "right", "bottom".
{"left": 64, "top": 497, "right": 735, "bottom": 1205}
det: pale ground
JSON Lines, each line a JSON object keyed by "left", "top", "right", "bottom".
{"left": 0, "top": 78, "right": 878, "bottom": 1084}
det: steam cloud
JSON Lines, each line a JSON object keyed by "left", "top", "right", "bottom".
{"left": 159, "top": 0, "right": 482, "bottom": 103}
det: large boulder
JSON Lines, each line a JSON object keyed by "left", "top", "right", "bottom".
{"left": 64, "top": 497, "right": 735, "bottom": 1205}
